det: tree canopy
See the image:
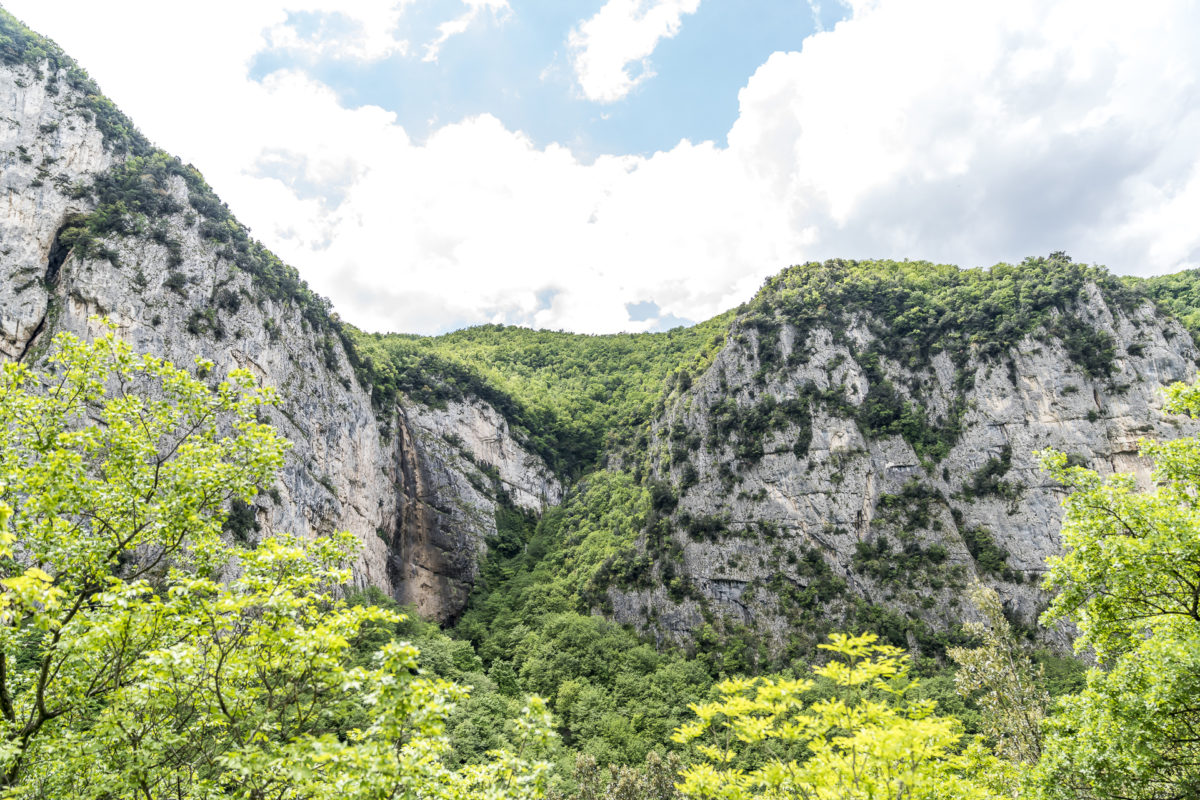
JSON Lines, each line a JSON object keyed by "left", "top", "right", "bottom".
{"left": 1031, "top": 389, "right": 1200, "bottom": 800}
{"left": 0, "top": 328, "right": 553, "bottom": 799}
{"left": 671, "top": 633, "right": 1000, "bottom": 800}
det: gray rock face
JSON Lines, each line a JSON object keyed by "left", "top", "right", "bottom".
{"left": 390, "top": 398, "right": 562, "bottom": 616}
{"left": 0, "top": 61, "right": 560, "bottom": 623}
{"left": 1, "top": 60, "right": 114, "bottom": 360}
{"left": 617, "top": 287, "right": 1200, "bottom": 650}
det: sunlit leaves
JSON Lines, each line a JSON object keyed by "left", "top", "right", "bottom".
{"left": 948, "top": 585, "right": 1047, "bottom": 767}
{"left": 1032, "top": 384, "right": 1200, "bottom": 798}
{"left": 671, "top": 633, "right": 1000, "bottom": 800}
{"left": 0, "top": 329, "right": 555, "bottom": 799}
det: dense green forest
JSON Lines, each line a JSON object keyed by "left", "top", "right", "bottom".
{"left": 1129, "top": 267, "right": 1200, "bottom": 344}
{"left": 351, "top": 256, "right": 1200, "bottom": 798}
{"left": 347, "top": 253, "right": 1150, "bottom": 478}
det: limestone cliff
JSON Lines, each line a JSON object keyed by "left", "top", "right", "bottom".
{"left": 611, "top": 269, "right": 1200, "bottom": 650}
{"left": 0, "top": 53, "right": 560, "bottom": 622}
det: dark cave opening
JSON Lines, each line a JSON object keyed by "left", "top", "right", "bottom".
{"left": 44, "top": 221, "right": 73, "bottom": 286}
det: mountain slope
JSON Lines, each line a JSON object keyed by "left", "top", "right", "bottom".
{"left": 0, "top": 9, "right": 560, "bottom": 622}
{"left": 452, "top": 258, "right": 1200, "bottom": 663}
{"left": 610, "top": 257, "right": 1199, "bottom": 651}
{"left": 347, "top": 315, "right": 733, "bottom": 480}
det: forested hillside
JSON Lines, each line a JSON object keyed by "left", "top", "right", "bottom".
{"left": 339, "top": 256, "right": 1200, "bottom": 789}
{"left": 347, "top": 313, "right": 732, "bottom": 479}
{"left": 1129, "top": 267, "right": 1200, "bottom": 343}
{"left": 357, "top": 255, "right": 1197, "bottom": 653}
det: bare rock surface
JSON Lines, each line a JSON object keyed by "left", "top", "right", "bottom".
{"left": 614, "top": 287, "right": 1200, "bottom": 650}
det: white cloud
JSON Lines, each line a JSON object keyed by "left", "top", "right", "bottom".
{"left": 3, "top": 0, "right": 1200, "bottom": 336}
{"left": 725, "top": 0, "right": 1200, "bottom": 271}
{"left": 256, "top": 0, "right": 512, "bottom": 65}
{"left": 423, "top": 0, "right": 511, "bottom": 63}
{"left": 264, "top": 1, "right": 414, "bottom": 61}
{"left": 805, "top": 1, "right": 825, "bottom": 33}
{"left": 568, "top": 0, "right": 701, "bottom": 103}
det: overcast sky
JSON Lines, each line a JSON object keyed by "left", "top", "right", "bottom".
{"left": 5, "top": 0, "right": 1200, "bottom": 334}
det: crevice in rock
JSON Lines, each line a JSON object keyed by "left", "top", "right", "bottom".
{"left": 390, "top": 407, "right": 459, "bottom": 623}
{"left": 15, "top": 311, "right": 47, "bottom": 363}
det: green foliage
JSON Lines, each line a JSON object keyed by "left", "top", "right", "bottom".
{"left": 11, "top": 18, "right": 1193, "bottom": 787}
{"left": 561, "top": 751, "right": 682, "bottom": 800}
{"left": 490, "top": 502, "right": 535, "bottom": 559}
{"left": 851, "top": 535, "right": 951, "bottom": 589}
{"left": 855, "top": 354, "right": 962, "bottom": 463}
{"left": 677, "top": 511, "right": 731, "bottom": 542}
{"left": 704, "top": 394, "right": 811, "bottom": 468}
{"left": 875, "top": 479, "right": 941, "bottom": 533}
{"left": 0, "top": 330, "right": 554, "bottom": 798}
{"left": 347, "top": 314, "right": 732, "bottom": 479}
{"left": 960, "top": 445, "right": 1022, "bottom": 502}
{"left": 846, "top": 481, "right": 965, "bottom": 591}
{"left": 57, "top": 152, "right": 348, "bottom": 350}
{"left": 1128, "top": 267, "right": 1200, "bottom": 345}
{"left": 1031, "top": 386, "right": 1200, "bottom": 799}
{"left": 671, "top": 633, "right": 1001, "bottom": 799}
{"left": 1049, "top": 315, "right": 1116, "bottom": 379}
{"left": 454, "top": 473, "right": 731, "bottom": 767}
{"left": 0, "top": 9, "right": 151, "bottom": 155}
{"left": 959, "top": 526, "right": 1020, "bottom": 582}
{"left": 766, "top": 550, "right": 847, "bottom": 631}
{"left": 222, "top": 498, "right": 261, "bottom": 544}
{"left": 456, "top": 470, "right": 653, "bottom": 649}
{"left": 757, "top": 254, "right": 1133, "bottom": 374}
{"left": 844, "top": 600, "right": 975, "bottom": 660}
{"left": 1031, "top": 651, "right": 1086, "bottom": 698}
{"left": 949, "top": 586, "right": 1048, "bottom": 765}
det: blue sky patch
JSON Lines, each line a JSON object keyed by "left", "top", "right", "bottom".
{"left": 625, "top": 299, "right": 660, "bottom": 321}
{"left": 250, "top": 1, "right": 849, "bottom": 158}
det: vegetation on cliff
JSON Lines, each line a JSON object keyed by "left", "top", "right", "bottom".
{"left": 753, "top": 253, "right": 1136, "bottom": 374}
{"left": 9, "top": 323, "right": 1199, "bottom": 799}
{"left": 717, "top": 253, "right": 1139, "bottom": 465}
{"left": 12, "top": 10, "right": 1200, "bottom": 793}
{"left": 0, "top": 8, "right": 150, "bottom": 156}
{"left": 348, "top": 253, "right": 1159, "bottom": 483}
{"left": 55, "top": 150, "right": 352, "bottom": 355}
{"left": 347, "top": 315, "right": 731, "bottom": 479}
{"left": 1130, "top": 267, "right": 1200, "bottom": 345}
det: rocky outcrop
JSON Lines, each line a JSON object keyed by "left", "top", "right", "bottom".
{"left": 1, "top": 59, "right": 115, "bottom": 360}
{"left": 0, "top": 59, "right": 560, "bottom": 622}
{"left": 390, "top": 398, "right": 562, "bottom": 616}
{"left": 619, "top": 286, "right": 1200, "bottom": 650}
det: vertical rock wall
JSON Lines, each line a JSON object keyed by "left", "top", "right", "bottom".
{"left": 614, "top": 289, "right": 1200, "bottom": 648}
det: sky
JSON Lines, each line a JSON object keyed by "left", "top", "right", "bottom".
{"left": 4, "top": 0, "right": 1200, "bottom": 335}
